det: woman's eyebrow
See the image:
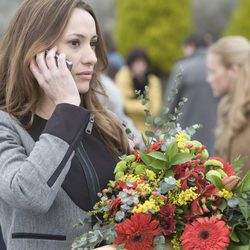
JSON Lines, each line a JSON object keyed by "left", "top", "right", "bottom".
{"left": 66, "top": 33, "right": 98, "bottom": 40}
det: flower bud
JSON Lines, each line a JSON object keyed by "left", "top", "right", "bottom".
{"left": 126, "top": 154, "right": 136, "bottom": 162}
{"left": 222, "top": 175, "right": 241, "bottom": 191}
{"left": 211, "top": 206, "right": 217, "bottom": 211}
{"left": 201, "top": 149, "right": 209, "bottom": 159}
{"left": 201, "top": 197, "right": 206, "bottom": 204}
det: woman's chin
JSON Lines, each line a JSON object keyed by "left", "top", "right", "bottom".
{"left": 77, "top": 83, "right": 90, "bottom": 94}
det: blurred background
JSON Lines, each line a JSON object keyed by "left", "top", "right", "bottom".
{"left": 0, "top": 0, "right": 247, "bottom": 77}
{"left": 0, "top": 1, "right": 249, "bottom": 248}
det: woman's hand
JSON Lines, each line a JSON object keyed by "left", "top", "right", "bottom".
{"left": 30, "top": 47, "right": 80, "bottom": 106}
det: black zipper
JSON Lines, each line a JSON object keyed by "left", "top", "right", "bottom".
{"left": 75, "top": 113, "right": 101, "bottom": 207}
{"left": 12, "top": 233, "right": 66, "bottom": 241}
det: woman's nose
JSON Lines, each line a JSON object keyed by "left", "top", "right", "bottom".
{"left": 80, "top": 46, "right": 97, "bottom": 65}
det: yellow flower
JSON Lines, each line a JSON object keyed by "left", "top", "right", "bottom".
{"left": 145, "top": 169, "right": 156, "bottom": 180}
{"left": 175, "top": 131, "right": 190, "bottom": 152}
{"left": 122, "top": 174, "right": 141, "bottom": 183}
{"left": 218, "top": 189, "right": 234, "bottom": 199}
{"left": 171, "top": 235, "right": 182, "bottom": 250}
{"left": 132, "top": 197, "right": 162, "bottom": 213}
{"left": 169, "top": 187, "right": 199, "bottom": 206}
{"left": 103, "top": 212, "right": 109, "bottom": 219}
{"left": 137, "top": 183, "right": 153, "bottom": 194}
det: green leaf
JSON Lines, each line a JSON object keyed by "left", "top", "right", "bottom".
{"left": 149, "top": 159, "right": 166, "bottom": 170}
{"left": 147, "top": 151, "right": 167, "bottom": 161}
{"left": 238, "top": 170, "right": 250, "bottom": 193}
{"left": 154, "top": 244, "right": 166, "bottom": 250}
{"left": 115, "top": 244, "right": 125, "bottom": 250}
{"left": 141, "top": 132, "right": 149, "bottom": 148}
{"left": 230, "top": 224, "right": 240, "bottom": 243}
{"left": 218, "top": 199, "right": 227, "bottom": 212}
{"left": 145, "top": 131, "right": 155, "bottom": 138}
{"left": 238, "top": 197, "right": 250, "bottom": 220}
{"left": 238, "top": 230, "right": 250, "bottom": 245}
{"left": 145, "top": 116, "right": 154, "bottom": 126}
{"left": 164, "top": 169, "right": 174, "bottom": 177}
{"left": 169, "top": 153, "right": 194, "bottom": 166}
{"left": 165, "top": 142, "right": 178, "bottom": 158}
{"left": 153, "top": 235, "right": 166, "bottom": 250}
{"left": 139, "top": 151, "right": 151, "bottom": 165}
{"left": 228, "top": 243, "right": 250, "bottom": 250}
{"left": 206, "top": 174, "right": 223, "bottom": 190}
{"left": 168, "top": 113, "right": 176, "bottom": 121}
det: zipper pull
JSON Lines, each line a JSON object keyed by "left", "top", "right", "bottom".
{"left": 85, "top": 113, "right": 95, "bottom": 134}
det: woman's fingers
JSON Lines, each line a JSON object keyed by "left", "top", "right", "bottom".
{"left": 35, "top": 51, "right": 49, "bottom": 75}
{"left": 30, "top": 59, "right": 46, "bottom": 87}
{"left": 46, "top": 47, "right": 58, "bottom": 71}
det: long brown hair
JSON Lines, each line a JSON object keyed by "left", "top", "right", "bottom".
{"left": 0, "top": 0, "right": 130, "bottom": 158}
{"left": 208, "top": 36, "right": 250, "bottom": 159}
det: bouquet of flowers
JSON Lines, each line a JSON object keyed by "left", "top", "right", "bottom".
{"left": 72, "top": 73, "right": 250, "bottom": 250}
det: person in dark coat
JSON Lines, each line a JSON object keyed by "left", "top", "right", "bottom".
{"left": 164, "top": 34, "right": 218, "bottom": 154}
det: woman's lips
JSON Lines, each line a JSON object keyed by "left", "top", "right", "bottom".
{"left": 76, "top": 71, "right": 93, "bottom": 80}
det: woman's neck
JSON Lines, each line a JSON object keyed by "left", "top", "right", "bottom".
{"left": 35, "top": 95, "right": 56, "bottom": 120}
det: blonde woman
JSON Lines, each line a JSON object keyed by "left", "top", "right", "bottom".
{"left": 0, "top": 0, "right": 130, "bottom": 249}
{"left": 207, "top": 36, "right": 250, "bottom": 176}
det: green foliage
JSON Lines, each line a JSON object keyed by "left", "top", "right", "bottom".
{"left": 139, "top": 142, "right": 194, "bottom": 173}
{"left": 224, "top": 0, "right": 250, "bottom": 39}
{"left": 71, "top": 218, "right": 115, "bottom": 249}
{"left": 115, "top": 0, "right": 192, "bottom": 74}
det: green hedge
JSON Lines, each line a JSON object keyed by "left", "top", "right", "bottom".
{"left": 224, "top": 0, "right": 250, "bottom": 39}
{"left": 115, "top": 0, "right": 192, "bottom": 75}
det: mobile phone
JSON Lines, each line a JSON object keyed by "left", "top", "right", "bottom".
{"left": 45, "top": 50, "right": 73, "bottom": 72}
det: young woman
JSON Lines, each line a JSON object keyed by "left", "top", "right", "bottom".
{"left": 207, "top": 36, "right": 250, "bottom": 177}
{"left": 115, "top": 48, "right": 162, "bottom": 132}
{"left": 0, "top": 0, "right": 130, "bottom": 249}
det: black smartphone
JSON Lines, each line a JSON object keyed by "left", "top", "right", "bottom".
{"left": 45, "top": 50, "right": 73, "bottom": 72}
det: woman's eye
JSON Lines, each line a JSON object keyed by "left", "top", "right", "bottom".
{"left": 90, "top": 41, "right": 98, "bottom": 50}
{"left": 70, "top": 40, "right": 80, "bottom": 46}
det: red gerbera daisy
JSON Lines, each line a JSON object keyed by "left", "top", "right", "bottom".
{"left": 114, "top": 213, "right": 161, "bottom": 250}
{"left": 181, "top": 216, "right": 230, "bottom": 250}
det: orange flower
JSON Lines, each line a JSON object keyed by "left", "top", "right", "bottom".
{"left": 181, "top": 216, "right": 230, "bottom": 250}
{"left": 114, "top": 213, "right": 160, "bottom": 250}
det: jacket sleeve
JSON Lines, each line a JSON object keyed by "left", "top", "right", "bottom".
{"left": 0, "top": 104, "right": 89, "bottom": 214}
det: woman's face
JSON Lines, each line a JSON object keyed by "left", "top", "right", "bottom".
{"left": 130, "top": 59, "right": 148, "bottom": 79}
{"left": 56, "top": 8, "right": 98, "bottom": 94}
{"left": 206, "top": 53, "right": 231, "bottom": 97}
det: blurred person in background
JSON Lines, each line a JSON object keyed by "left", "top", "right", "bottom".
{"left": 164, "top": 33, "right": 218, "bottom": 154}
{"left": 115, "top": 47, "right": 162, "bottom": 132}
{"left": 103, "top": 31, "right": 125, "bottom": 80}
{"left": 207, "top": 36, "right": 250, "bottom": 177}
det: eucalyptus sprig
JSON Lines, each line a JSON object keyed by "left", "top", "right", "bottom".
{"left": 71, "top": 218, "right": 115, "bottom": 250}
{"left": 136, "top": 66, "right": 201, "bottom": 148}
